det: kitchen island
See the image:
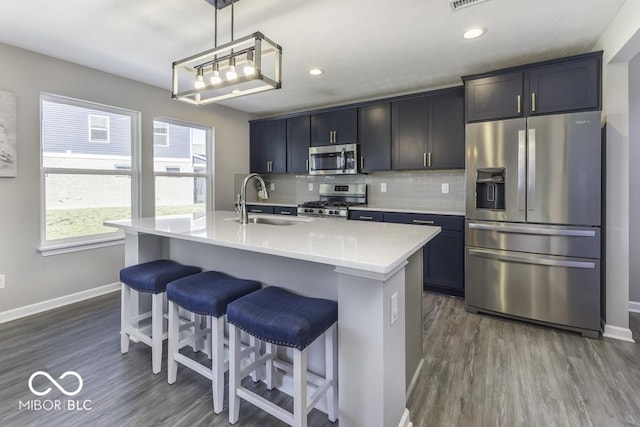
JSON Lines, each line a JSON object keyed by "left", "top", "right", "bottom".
{"left": 105, "top": 211, "right": 440, "bottom": 427}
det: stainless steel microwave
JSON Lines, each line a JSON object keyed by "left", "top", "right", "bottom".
{"left": 308, "top": 143, "right": 358, "bottom": 175}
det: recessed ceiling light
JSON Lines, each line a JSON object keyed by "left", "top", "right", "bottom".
{"left": 463, "top": 27, "right": 486, "bottom": 39}
{"left": 308, "top": 68, "right": 324, "bottom": 76}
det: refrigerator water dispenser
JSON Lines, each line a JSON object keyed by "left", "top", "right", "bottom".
{"left": 475, "top": 168, "right": 505, "bottom": 210}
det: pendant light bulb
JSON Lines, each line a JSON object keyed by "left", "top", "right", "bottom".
{"left": 244, "top": 51, "right": 255, "bottom": 76}
{"left": 227, "top": 57, "right": 237, "bottom": 81}
{"left": 210, "top": 64, "right": 222, "bottom": 85}
{"left": 194, "top": 68, "right": 205, "bottom": 89}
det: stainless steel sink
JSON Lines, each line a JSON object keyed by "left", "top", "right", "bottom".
{"left": 243, "top": 217, "right": 298, "bottom": 226}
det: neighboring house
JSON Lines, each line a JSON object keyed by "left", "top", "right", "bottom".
{"left": 42, "top": 101, "right": 205, "bottom": 208}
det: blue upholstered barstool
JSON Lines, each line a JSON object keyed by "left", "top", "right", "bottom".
{"left": 119, "top": 259, "right": 201, "bottom": 374}
{"left": 227, "top": 286, "right": 338, "bottom": 427}
{"left": 166, "top": 271, "right": 262, "bottom": 414}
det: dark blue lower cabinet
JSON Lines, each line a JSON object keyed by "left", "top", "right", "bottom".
{"left": 379, "top": 212, "right": 464, "bottom": 297}
{"left": 246, "top": 205, "right": 275, "bottom": 214}
{"left": 423, "top": 230, "right": 464, "bottom": 296}
{"left": 348, "top": 210, "right": 384, "bottom": 222}
{"left": 246, "top": 205, "right": 297, "bottom": 216}
{"left": 274, "top": 206, "right": 297, "bottom": 216}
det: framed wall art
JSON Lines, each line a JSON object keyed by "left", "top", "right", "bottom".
{"left": 0, "top": 90, "right": 17, "bottom": 177}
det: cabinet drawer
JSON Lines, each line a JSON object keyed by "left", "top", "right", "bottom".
{"left": 349, "top": 210, "right": 384, "bottom": 222}
{"left": 246, "top": 205, "right": 275, "bottom": 214}
{"left": 383, "top": 212, "right": 463, "bottom": 231}
{"left": 274, "top": 206, "right": 297, "bottom": 216}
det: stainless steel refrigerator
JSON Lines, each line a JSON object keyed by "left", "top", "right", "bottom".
{"left": 465, "top": 111, "right": 602, "bottom": 337}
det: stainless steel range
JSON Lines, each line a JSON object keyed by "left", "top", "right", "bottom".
{"left": 297, "top": 183, "right": 367, "bottom": 219}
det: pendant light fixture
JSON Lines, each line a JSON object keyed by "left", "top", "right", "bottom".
{"left": 172, "top": 0, "right": 282, "bottom": 105}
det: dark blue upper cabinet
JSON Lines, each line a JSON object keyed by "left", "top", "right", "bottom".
{"left": 464, "top": 51, "right": 602, "bottom": 123}
{"left": 310, "top": 108, "right": 358, "bottom": 146}
{"left": 359, "top": 103, "right": 391, "bottom": 172}
{"left": 392, "top": 88, "right": 465, "bottom": 170}
{"left": 286, "top": 115, "right": 310, "bottom": 174}
{"left": 465, "top": 72, "right": 524, "bottom": 122}
{"left": 249, "top": 120, "right": 286, "bottom": 174}
{"left": 527, "top": 57, "right": 601, "bottom": 115}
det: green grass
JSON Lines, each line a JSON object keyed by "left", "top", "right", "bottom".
{"left": 46, "top": 205, "right": 205, "bottom": 240}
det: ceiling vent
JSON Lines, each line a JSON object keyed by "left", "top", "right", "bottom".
{"left": 449, "top": 0, "right": 489, "bottom": 11}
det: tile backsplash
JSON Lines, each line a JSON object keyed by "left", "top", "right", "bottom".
{"left": 234, "top": 170, "right": 465, "bottom": 213}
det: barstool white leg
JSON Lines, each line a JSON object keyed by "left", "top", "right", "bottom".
{"left": 325, "top": 324, "right": 337, "bottom": 422}
{"left": 250, "top": 335, "right": 261, "bottom": 382}
{"left": 167, "top": 300, "right": 180, "bottom": 384}
{"left": 120, "top": 283, "right": 130, "bottom": 354}
{"left": 293, "top": 348, "right": 308, "bottom": 427}
{"left": 265, "top": 342, "right": 275, "bottom": 390}
{"left": 151, "top": 293, "right": 164, "bottom": 374}
{"left": 212, "top": 315, "right": 225, "bottom": 414}
{"left": 229, "top": 324, "right": 242, "bottom": 424}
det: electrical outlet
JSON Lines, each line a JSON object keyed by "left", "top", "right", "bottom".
{"left": 270, "top": 182, "right": 275, "bottom": 191}
{"left": 0, "top": 274, "right": 5, "bottom": 289}
{"left": 381, "top": 183, "right": 387, "bottom": 193}
{"left": 441, "top": 183, "right": 450, "bottom": 194}
{"left": 308, "top": 183, "right": 314, "bottom": 191}
{"left": 390, "top": 292, "right": 398, "bottom": 325}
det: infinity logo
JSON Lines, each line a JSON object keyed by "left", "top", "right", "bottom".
{"left": 28, "top": 371, "right": 83, "bottom": 397}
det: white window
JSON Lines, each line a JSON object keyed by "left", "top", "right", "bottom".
{"left": 89, "top": 114, "right": 110, "bottom": 143}
{"left": 40, "top": 93, "right": 139, "bottom": 253}
{"left": 153, "top": 121, "right": 169, "bottom": 146}
{"left": 153, "top": 118, "right": 213, "bottom": 216}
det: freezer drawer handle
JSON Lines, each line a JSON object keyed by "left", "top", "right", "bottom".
{"left": 468, "top": 248, "right": 596, "bottom": 269}
{"left": 468, "top": 222, "right": 597, "bottom": 237}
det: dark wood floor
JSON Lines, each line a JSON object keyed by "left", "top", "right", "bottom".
{"left": 409, "top": 294, "right": 640, "bottom": 427}
{"left": 0, "top": 291, "right": 638, "bottom": 427}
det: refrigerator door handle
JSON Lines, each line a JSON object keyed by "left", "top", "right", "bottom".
{"left": 528, "top": 128, "right": 536, "bottom": 211}
{"left": 468, "top": 248, "right": 596, "bottom": 269}
{"left": 518, "top": 130, "right": 526, "bottom": 211}
{"left": 468, "top": 222, "right": 597, "bottom": 237}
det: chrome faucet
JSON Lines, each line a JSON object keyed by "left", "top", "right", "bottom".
{"left": 238, "top": 173, "right": 269, "bottom": 224}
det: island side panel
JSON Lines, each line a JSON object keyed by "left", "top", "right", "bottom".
{"left": 337, "top": 266, "right": 407, "bottom": 427}
{"left": 405, "top": 248, "right": 424, "bottom": 398}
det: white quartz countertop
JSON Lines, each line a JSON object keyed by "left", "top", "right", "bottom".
{"left": 105, "top": 211, "right": 440, "bottom": 275}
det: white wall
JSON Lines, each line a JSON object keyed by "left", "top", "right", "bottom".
{"left": 629, "top": 52, "right": 640, "bottom": 303}
{"left": 0, "top": 42, "right": 252, "bottom": 314}
{"left": 595, "top": 0, "right": 640, "bottom": 340}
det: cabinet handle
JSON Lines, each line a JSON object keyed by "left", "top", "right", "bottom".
{"left": 359, "top": 216, "right": 374, "bottom": 220}
{"left": 250, "top": 209, "right": 262, "bottom": 213}
{"left": 423, "top": 152, "right": 427, "bottom": 167}
{"left": 412, "top": 219, "right": 435, "bottom": 225}
{"left": 427, "top": 152, "right": 432, "bottom": 167}
{"left": 305, "top": 159, "right": 309, "bottom": 171}
{"left": 517, "top": 95, "right": 521, "bottom": 114}
{"left": 360, "top": 156, "right": 364, "bottom": 170}
{"left": 278, "top": 211, "right": 292, "bottom": 215}
{"left": 531, "top": 92, "right": 536, "bottom": 112}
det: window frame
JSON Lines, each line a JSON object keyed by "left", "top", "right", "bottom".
{"left": 88, "top": 114, "right": 110, "bottom": 143}
{"left": 39, "top": 93, "right": 141, "bottom": 255}
{"left": 153, "top": 117, "right": 214, "bottom": 214}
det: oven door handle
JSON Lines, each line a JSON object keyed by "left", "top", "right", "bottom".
{"left": 467, "top": 248, "right": 596, "bottom": 269}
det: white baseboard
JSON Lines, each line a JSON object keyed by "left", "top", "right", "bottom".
{"left": 629, "top": 300, "right": 640, "bottom": 313}
{"left": 398, "top": 408, "right": 412, "bottom": 427}
{"left": 406, "top": 358, "right": 425, "bottom": 400}
{"left": 0, "top": 282, "right": 120, "bottom": 324}
{"left": 603, "top": 324, "right": 635, "bottom": 343}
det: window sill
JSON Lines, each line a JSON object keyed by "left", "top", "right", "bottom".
{"left": 39, "top": 235, "right": 124, "bottom": 257}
